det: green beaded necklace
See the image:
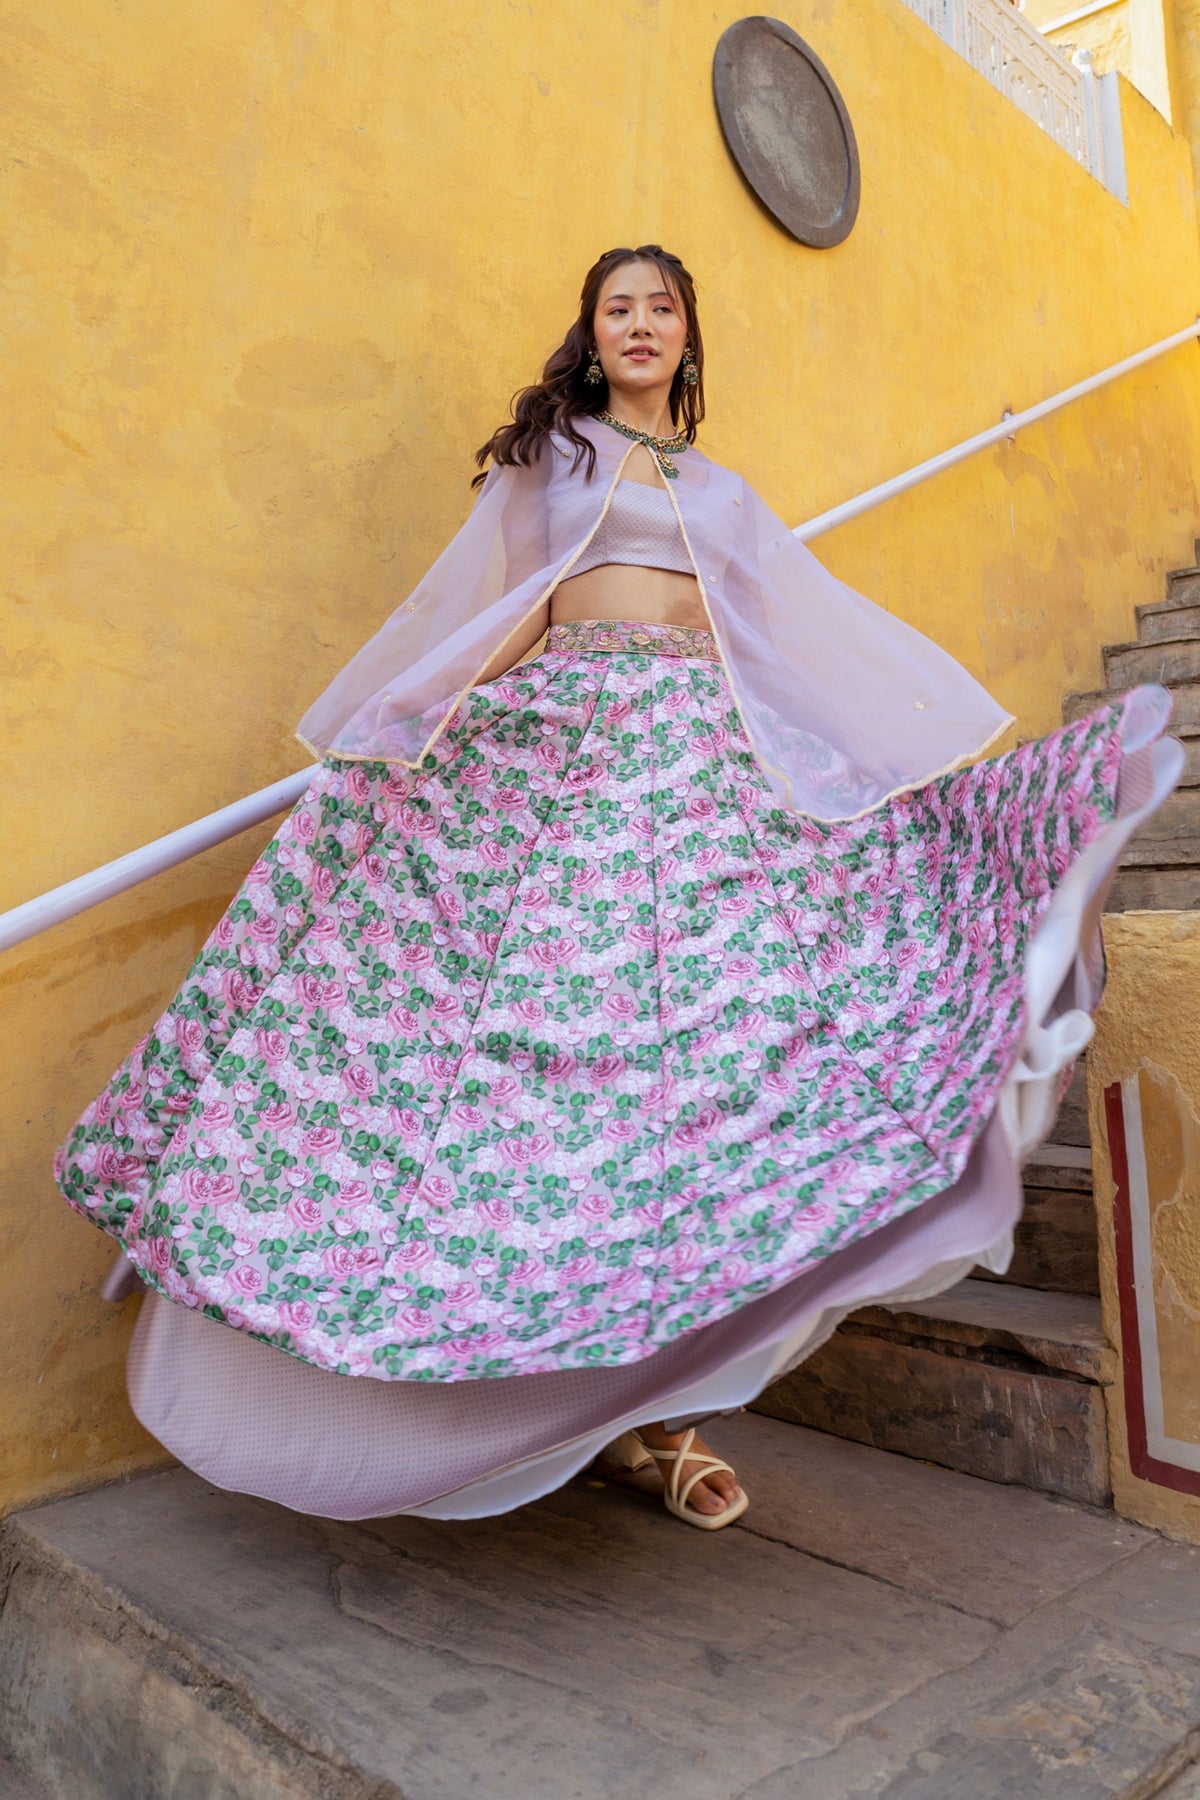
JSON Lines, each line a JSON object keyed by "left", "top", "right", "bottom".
{"left": 593, "top": 407, "right": 690, "bottom": 480}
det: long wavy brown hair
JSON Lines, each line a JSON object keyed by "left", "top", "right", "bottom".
{"left": 470, "top": 244, "right": 705, "bottom": 489}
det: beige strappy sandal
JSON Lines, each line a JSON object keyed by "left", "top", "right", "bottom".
{"left": 642, "top": 1426, "right": 750, "bottom": 1530}
{"left": 596, "top": 1427, "right": 749, "bottom": 1530}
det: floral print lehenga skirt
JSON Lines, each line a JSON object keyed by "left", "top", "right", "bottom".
{"left": 55, "top": 619, "right": 1180, "bottom": 1519}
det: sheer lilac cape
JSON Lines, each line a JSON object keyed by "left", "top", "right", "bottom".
{"left": 296, "top": 416, "right": 1015, "bottom": 822}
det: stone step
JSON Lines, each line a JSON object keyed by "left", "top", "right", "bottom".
{"left": 1063, "top": 681, "right": 1200, "bottom": 733}
{"left": 1029, "top": 1141, "right": 1093, "bottom": 1175}
{"left": 1103, "top": 638, "right": 1200, "bottom": 688}
{"left": 4, "top": 1423, "right": 1198, "bottom": 1799}
{"left": 751, "top": 1278, "right": 1113, "bottom": 1506}
{"left": 1166, "top": 568, "right": 1200, "bottom": 605}
{"left": 0, "top": 1753, "right": 53, "bottom": 1798}
{"left": 1137, "top": 599, "right": 1200, "bottom": 645}
{"left": 1117, "top": 834, "right": 1200, "bottom": 868}
{"left": 1129, "top": 786, "right": 1200, "bottom": 844}
{"left": 1106, "top": 865, "right": 1200, "bottom": 910}
{"left": 979, "top": 1143, "right": 1097, "bottom": 1297}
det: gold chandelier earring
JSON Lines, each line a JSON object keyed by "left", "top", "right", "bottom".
{"left": 584, "top": 347, "right": 604, "bottom": 386}
{"left": 681, "top": 343, "right": 699, "bottom": 387}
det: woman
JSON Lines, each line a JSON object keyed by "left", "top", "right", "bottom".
{"left": 55, "top": 244, "right": 1181, "bottom": 1531}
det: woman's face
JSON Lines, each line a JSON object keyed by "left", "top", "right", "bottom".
{"left": 591, "top": 259, "right": 688, "bottom": 401}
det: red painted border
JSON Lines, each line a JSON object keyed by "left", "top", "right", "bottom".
{"left": 1105, "top": 1079, "right": 1200, "bottom": 1497}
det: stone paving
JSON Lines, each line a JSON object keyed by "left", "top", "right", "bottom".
{"left": 3, "top": 1413, "right": 1200, "bottom": 1797}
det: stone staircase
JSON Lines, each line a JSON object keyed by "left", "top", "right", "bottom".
{"left": 753, "top": 542, "right": 1200, "bottom": 1508}
{"left": 1064, "top": 541, "right": 1200, "bottom": 910}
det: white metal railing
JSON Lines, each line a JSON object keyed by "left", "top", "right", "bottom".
{"left": 794, "top": 319, "right": 1200, "bottom": 540}
{"left": 2, "top": 316, "right": 1198, "bottom": 958}
{"left": 900, "top": 0, "right": 1126, "bottom": 198}
{"left": 1, "top": 768, "right": 320, "bottom": 953}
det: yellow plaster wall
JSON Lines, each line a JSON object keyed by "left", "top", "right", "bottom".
{"left": 1088, "top": 915, "right": 1200, "bottom": 1544}
{"left": 1176, "top": 0, "right": 1200, "bottom": 212}
{"left": 1038, "top": 6, "right": 1135, "bottom": 80}
{"left": 4, "top": 0, "right": 1200, "bottom": 1514}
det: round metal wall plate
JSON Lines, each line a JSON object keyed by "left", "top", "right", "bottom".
{"left": 713, "top": 16, "right": 861, "bottom": 248}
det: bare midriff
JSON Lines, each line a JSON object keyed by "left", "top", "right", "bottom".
{"left": 549, "top": 563, "right": 709, "bottom": 633}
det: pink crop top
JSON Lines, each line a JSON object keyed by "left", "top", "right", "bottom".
{"left": 568, "top": 477, "right": 695, "bottom": 577}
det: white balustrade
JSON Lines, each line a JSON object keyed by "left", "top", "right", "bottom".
{"left": 899, "top": 0, "right": 1125, "bottom": 196}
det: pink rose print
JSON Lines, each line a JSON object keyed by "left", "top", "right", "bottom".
{"left": 323, "top": 1244, "right": 383, "bottom": 1280}
{"left": 280, "top": 1299, "right": 316, "bottom": 1330}
{"left": 287, "top": 1194, "right": 325, "bottom": 1230}
{"left": 51, "top": 631, "right": 1139, "bottom": 1384}
{"left": 392, "top": 1240, "right": 436, "bottom": 1270}
{"left": 222, "top": 970, "right": 260, "bottom": 1011}
{"left": 527, "top": 938, "right": 578, "bottom": 968}
{"left": 94, "top": 1146, "right": 143, "bottom": 1184}
{"left": 499, "top": 1135, "right": 550, "bottom": 1170}
{"left": 564, "top": 763, "right": 606, "bottom": 792}
{"left": 175, "top": 1017, "right": 206, "bottom": 1058}
{"left": 420, "top": 1175, "right": 456, "bottom": 1209}
{"left": 398, "top": 942, "right": 433, "bottom": 968}
{"left": 146, "top": 1236, "right": 172, "bottom": 1274}
{"left": 589, "top": 1054, "right": 624, "bottom": 1087}
{"left": 301, "top": 1127, "right": 341, "bottom": 1158}
{"left": 335, "top": 1180, "right": 371, "bottom": 1209}
{"left": 181, "top": 1168, "right": 238, "bottom": 1206}
{"left": 478, "top": 1196, "right": 515, "bottom": 1227}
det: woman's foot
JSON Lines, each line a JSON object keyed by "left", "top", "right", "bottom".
{"left": 637, "top": 1421, "right": 742, "bottom": 1518}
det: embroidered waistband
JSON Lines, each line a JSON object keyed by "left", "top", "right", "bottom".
{"left": 545, "top": 618, "right": 719, "bottom": 660}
